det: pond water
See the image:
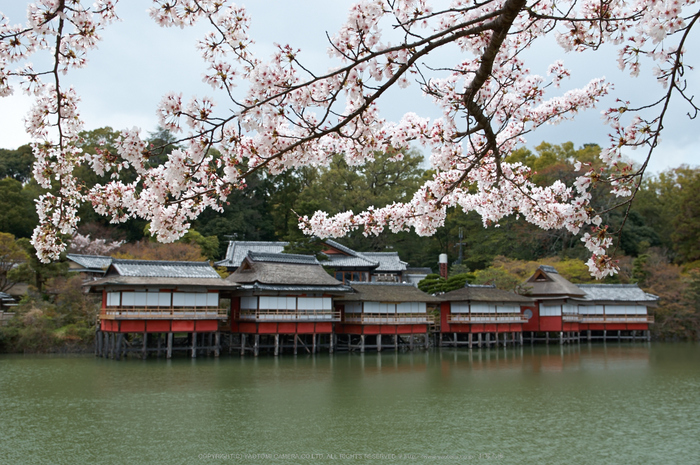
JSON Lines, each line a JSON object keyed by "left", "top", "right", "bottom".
{"left": 1, "top": 343, "right": 699, "bottom": 464}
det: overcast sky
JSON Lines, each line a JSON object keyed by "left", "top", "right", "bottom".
{"left": 1, "top": 0, "right": 698, "bottom": 174}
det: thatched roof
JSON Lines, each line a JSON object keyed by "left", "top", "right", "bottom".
{"left": 338, "top": 282, "right": 441, "bottom": 303}
{"left": 522, "top": 266, "right": 585, "bottom": 298}
{"left": 226, "top": 252, "right": 345, "bottom": 287}
{"left": 441, "top": 284, "right": 533, "bottom": 303}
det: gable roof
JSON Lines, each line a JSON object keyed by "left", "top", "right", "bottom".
{"left": 577, "top": 284, "right": 659, "bottom": 304}
{"left": 215, "top": 241, "right": 288, "bottom": 268}
{"left": 338, "top": 282, "right": 441, "bottom": 303}
{"left": 66, "top": 254, "right": 112, "bottom": 272}
{"left": 361, "top": 252, "right": 408, "bottom": 272}
{"left": 322, "top": 239, "right": 378, "bottom": 268}
{"left": 322, "top": 239, "right": 407, "bottom": 271}
{"left": 226, "top": 252, "right": 348, "bottom": 289}
{"left": 441, "top": 284, "right": 533, "bottom": 303}
{"left": 522, "top": 266, "right": 585, "bottom": 298}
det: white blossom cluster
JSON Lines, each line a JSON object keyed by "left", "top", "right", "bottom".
{"left": 1, "top": 0, "right": 697, "bottom": 279}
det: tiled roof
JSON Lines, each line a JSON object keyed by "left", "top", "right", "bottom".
{"left": 442, "top": 284, "right": 533, "bottom": 303}
{"left": 361, "top": 252, "right": 407, "bottom": 271}
{"left": 0, "top": 292, "right": 15, "bottom": 303}
{"left": 247, "top": 251, "right": 319, "bottom": 265}
{"left": 110, "top": 259, "right": 221, "bottom": 279}
{"left": 66, "top": 254, "right": 112, "bottom": 270}
{"left": 215, "top": 241, "right": 288, "bottom": 267}
{"left": 405, "top": 267, "right": 433, "bottom": 275}
{"left": 577, "top": 284, "right": 659, "bottom": 303}
{"left": 325, "top": 254, "right": 378, "bottom": 268}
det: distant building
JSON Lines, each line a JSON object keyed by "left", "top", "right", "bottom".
{"left": 335, "top": 282, "right": 440, "bottom": 351}
{"left": 521, "top": 265, "right": 656, "bottom": 343}
{"left": 0, "top": 292, "right": 17, "bottom": 326}
{"left": 66, "top": 253, "right": 112, "bottom": 280}
{"left": 215, "top": 241, "right": 287, "bottom": 271}
{"left": 216, "top": 239, "right": 411, "bottom": 283}
{"left": 87, "top": 259, "right": 236, "bottom": 359}
{"left": 225, "top": 252, "right": 351, "bottom": 355}
{"left": 577, "top": 284, "right": 657, "bottom": 340}
{"left": 440, "top": 284, "right": 533, "bottom": 347}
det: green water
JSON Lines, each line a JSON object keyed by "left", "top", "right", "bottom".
{"left": 1, "top": 343, "right": 699, "bottom": 464}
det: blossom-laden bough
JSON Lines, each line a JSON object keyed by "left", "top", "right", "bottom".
{"left": 0, "top": 0, "right": 698, "bottom": 278}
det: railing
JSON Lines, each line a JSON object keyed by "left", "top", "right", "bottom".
{"left": 448, "top": 313, "right": 528, "bottom": 324}
{"left": 101, "top": 307, "right": 228, "bottom": 320}
{"left": 237, "top": 309, "right": 341, "bottom": 322}
{"left": 343, "top": 313, "right": 434, "bottom": 325}
{"left": 580, "top": 315, "right": 655, "bottom": 323}
{"left": 562, "top": 312, "right": 582, "bottom": 323}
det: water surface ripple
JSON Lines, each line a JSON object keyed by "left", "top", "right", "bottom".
{"left": 1, "top": 343, "right": 698, "bottom": 464}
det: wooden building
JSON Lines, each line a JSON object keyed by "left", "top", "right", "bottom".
{"left": 520, "top": 265, "right": 585, "bottom": 344}
{"left": 321, "top": 239, "right": 408, "bottom": 283}
{"left": 226, "top": 252, "right": 351, "bottom": 356}
{"left": 577, "top": 284, "right": 656, "bottom": 341}
{"left": 216, "top": 239, "right": 410, "bottom": 283}
{"left": 87, "top": 259, "right": 236, "bottom": 359}
{"left": 334, "top": 282, "right": 440, "bottom": 352}
{"left": 440, "top": 284, "right": 533, "bottom": 348}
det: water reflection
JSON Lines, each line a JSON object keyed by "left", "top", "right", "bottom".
{"left": 0, "top": 343, "right": 698, "bottom": 464}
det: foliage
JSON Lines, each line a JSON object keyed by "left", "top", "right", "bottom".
{"left": 473, "top": 267, "right": 522, "bottom": 292}
{"left": 6, "top": 1, "right": 698, "bottom": 280}
{"left": 634, "top": 249, "right": 700, "bottom": 340}
{"left": 113, "top": 239, "right": 207, "bottom": 262}
{"left": 0, "top": 177, "right": 38, "bottom": 238}
{"left": 417, "top": 272, "right": 474, "bottom": 295}
{"left": 0, "top": 232, "right": 29, "bottom": 293}
{"left": 671, "top": 172, "right": 700, "bottom": 263}
{"left": 0, "top": 281, "right": 98, "bottom": 354}
{"left": 179, "top": 230, "right": 220, "bottom": 261}
{"left": 0, "top": 144, "right": 34, "bottom": 183}
{"left": 9, "top": 238, "right": 69, "bottom": 292}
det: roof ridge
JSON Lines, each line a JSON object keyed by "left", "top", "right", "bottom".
{"left": 112, "top": 259, "right": 210, "bottom": 266}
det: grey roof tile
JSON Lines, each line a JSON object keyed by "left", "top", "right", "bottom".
{"left": 577, "top": 284, "right": 659, "bottom": 303}
{"left": 215, "top": 241, "right": 288, "bottom": 267}
{"left": 66, "top": 254, "right": 112, "bottom": 270}
{"left": 361, "top": 252, "right": 407, "bottom": 271}
{"left": 247, "top": 251, "right": 319, "bottom": 265}
{"left": 110, "top": 259, "right": 221, "bottom": 279}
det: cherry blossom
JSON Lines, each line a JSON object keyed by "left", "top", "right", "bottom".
{"left": 1, "top": 0, "right": 698, "bottom": 279}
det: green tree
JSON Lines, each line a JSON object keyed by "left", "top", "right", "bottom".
{"left": 671, "top": 172, "right": 700, "bottom": 263}
{"left": 0, "top": 144, "right": 34, "bottom": 183}
{"left": 0, "top": 233, "right": 29, "bottom": 293}
{"left": 0, "top": 178, "right": 38, "bottom": 238}
{"left": 9, "top": 238, "right": 69, "bottom": 293}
